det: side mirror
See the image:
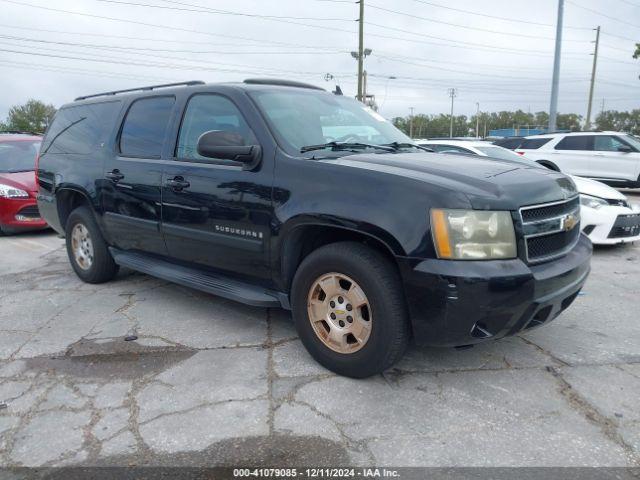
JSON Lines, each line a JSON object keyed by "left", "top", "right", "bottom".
{"left": 197, "top": 130, "right": 262, "bottom": 170}
{"left": 617, "top": 145, "right": 633, "bottom": 153}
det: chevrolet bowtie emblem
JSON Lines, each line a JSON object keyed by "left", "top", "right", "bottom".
{"left": 563, "top": 213, "right": 578, "bottom": 232}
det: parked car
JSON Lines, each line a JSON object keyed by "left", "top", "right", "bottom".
{"left": 508, "top": 132, "right": 640, "bottom": 188}
{"left": 37, "top": 80, "right": 591, "bottom": 378}
{"left": 418, "top": 140, "right": 640, "bottom": 245}
{"left": 0, "top": 132, "right": 48, "bottom": 235}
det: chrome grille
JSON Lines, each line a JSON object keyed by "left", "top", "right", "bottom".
{"left": 519, "top": 196, "right": 581, "bottom": 263}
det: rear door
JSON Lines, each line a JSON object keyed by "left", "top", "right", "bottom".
{"left": 101, "top": 95, "right": 175, "bottom": 255}
{"left": 590, "top": 135, "right": 639, "bottom": 183}
{"left": 548, "top": 135, "right": 595, "bottom": 177}
{"left": 160, "top": 92, "right": 274, "bottom": 282}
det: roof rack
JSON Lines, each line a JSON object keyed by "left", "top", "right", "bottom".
{"left": 74, "top": 80, "right": 205, "bottom": 101}
{"left": 243, "top": 78, "right": 325, "bottom": 91}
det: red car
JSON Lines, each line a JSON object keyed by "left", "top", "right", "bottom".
{"left": 0, "top": 132, "right": 48, "bottom": 234}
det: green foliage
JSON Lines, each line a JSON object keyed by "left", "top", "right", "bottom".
{"left": 2, "top": 99, "right": 57, "bottom": 134}
{"left": 394, "top": 109, "right": 590, "bottom": 138}
{"left": 595, "top": 109, "right": 640, "bottom": 135}
{"left": 634, "top": 43, "right": 639, "bottom": 59}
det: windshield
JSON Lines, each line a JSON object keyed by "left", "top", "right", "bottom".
{"left": 475, "top": 146, "right": 528, "bottom": 162}
{"left": 0, "top": 140, "right": 41, "bottom": 173}
{"left": 249, "top": 89, "right": 411, "bottom": 155}
{"left": 621, "top": 134, "right": 640, "bottom": 151}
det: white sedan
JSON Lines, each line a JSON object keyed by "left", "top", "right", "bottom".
{"left": 418, "top": 140, "right": 640, "bottom": 245}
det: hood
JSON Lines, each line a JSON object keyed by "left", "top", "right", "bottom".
{"left": 328, "top": 152, "right": 577, "bottom": 210}
{"left": 0, "top": 170, "right": 37, "bottom": 194}
{"left": 570, "top": 175, "right": 626, "bottom": 201}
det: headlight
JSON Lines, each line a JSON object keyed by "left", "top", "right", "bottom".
{"left": 0, "top": 183, "right": 29, "bottom": 199}
{"left": 431, "top": 209, "right": 517, "bottom": 260}
{"left": 580, "top": 194, "right": 608, "bottom": 209}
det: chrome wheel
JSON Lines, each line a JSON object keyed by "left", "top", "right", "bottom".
{"left": 71, "top": 223, "right": 94, "bottom": 270}
{"left": 307, "top": 272, "right": 372, "bottom": 354}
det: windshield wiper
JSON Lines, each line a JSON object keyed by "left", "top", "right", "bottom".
{"left": 381, "top": 142, "right": 434, "bottom": 153}
{"left": 300, "top": 141, "right": 396, "bottom": 154}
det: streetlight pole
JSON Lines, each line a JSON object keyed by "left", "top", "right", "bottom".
{"left": 357, "top": 0, "right": 365, "bottom": 102}
{"left": 448, "top": 88, "right": 457, "bottom": 138}
{"left": 549, "top": 0, "right": 564, "bottom": 132}
{"left": 585, "top": 26, "right": 600, "bottom": 131}
{"left": 475, "top": 102, "right": 480, "bottom": 138}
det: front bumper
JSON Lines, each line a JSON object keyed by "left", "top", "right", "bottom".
{"left": 398, "top": 233, "right": 592, "bottom": 347}
{"left": 0, "top": 197, "right": 48, "bottom": 232}
{"left": 581, "top": 204, "right": 640, "bottom": 245}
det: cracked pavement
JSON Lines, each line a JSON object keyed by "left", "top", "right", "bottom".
{"left": 1, "top": 198, "right": 639, "bottom": 468}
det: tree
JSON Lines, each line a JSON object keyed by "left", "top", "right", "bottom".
{"left": 634, "top": 43, "right": 639, "bottom": 59}
{"left": 3, "top": 99, "right": 56, "bottom": 133}
{"left": 595, "top": 109, "right": 640, "bottom": 135}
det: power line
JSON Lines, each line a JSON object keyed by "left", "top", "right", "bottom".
{"left": 366, "top": 2, "right": 589, "bottom": 41}
{"left": 566, "top": 0, "right": 640, "bottom": 29}
{"left": 0, "top": 22, "right": 344, "bottom": 50}
{"left": 405, "top": 0, "right": 592, "bottom": 30}
{"left": 0, "top": 0, "right": 351, "bottom": 51}
{"left": 96, "top": 0, "right": 352, "bottom": 21}
{"left": 0, "top": 33, "right": 348, "bottom": 55}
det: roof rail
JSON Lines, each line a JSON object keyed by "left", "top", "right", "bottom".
{"left": 243, "top": 78, "right": 325, "bottom": 91}
{"left": 74, "top": 80, "right": 205, "bottom": 101}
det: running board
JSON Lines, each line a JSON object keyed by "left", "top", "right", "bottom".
{"left": 110, "top": 249, "right": 286, "bottom": 308}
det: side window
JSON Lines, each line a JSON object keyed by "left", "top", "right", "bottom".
{"left": 520, "top": 138, "right": 552, "bottom": 149}
{"left": 176, "top": 94, "right": 258, "bottom": 161}
{"left": 120, "top": 96, "right": 175, "bottom": 158}
{"left": 42, "top": 101, "right": 122, "bottom": 155}
{"left": 555, "top": 136, "right": 593, "bottom": 151}
{"left": 594, "top": 136, "right": 626, "bottom": 152}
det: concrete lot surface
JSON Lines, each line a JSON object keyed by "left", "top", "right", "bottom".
{"left": 0, "top": 195, "right": 639, "bottom": 467}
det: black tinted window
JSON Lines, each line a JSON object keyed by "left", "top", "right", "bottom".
{"left": 120, "top": 96, "right": 175, "bottom": 158}
{"left": 493, "top": 138, "right": 522, "bottom": 149}
{"left": 176, "top": 94, "right": 257, "bottom": 161}
{"left": 520, "top": 138, "right": 552, "bottom": 149}
{"left": 555, "top": 136, "right": 593, "bottom": 151}
{"left": 42, "top": 101, "right": 121, "bottom": 155}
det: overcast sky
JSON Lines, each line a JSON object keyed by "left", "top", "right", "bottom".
{"left": 0, "top": 0, "right": 638, "bottom": 122}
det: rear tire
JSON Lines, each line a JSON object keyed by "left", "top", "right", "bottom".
{"left": 65, "top": 206, "right": 118, "bottom": 283}
{"left": 291, "top": 242, "right": 410, "bottom": 378}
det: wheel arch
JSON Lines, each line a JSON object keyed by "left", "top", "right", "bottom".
{"left": 278, "top": 220, "right": 404, "bottom": 292}
{"left": 55, "top": 186, "right": 96, "bottom": 232}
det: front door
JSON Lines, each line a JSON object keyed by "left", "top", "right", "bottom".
{"left": 101, "top": 95, "right": 175, "bottom": 255}
{"left": 591, "top": 135, "right": 639, "bottom": 183}
{"left": 160, "top": 93, "right": 273, "bottom": 282}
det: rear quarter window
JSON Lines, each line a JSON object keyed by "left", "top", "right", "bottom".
{"left": 42, "top": 100, "right": 122, "bottom": 155}
{"left": 519, "top": 138, "right": 552, "bottom": 149}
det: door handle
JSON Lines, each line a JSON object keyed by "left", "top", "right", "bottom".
{"left": 165, "top": 176, "right": 190, "bottom": 191}
{"left": 105, "top": 170, "right": 125, "bottom": 182}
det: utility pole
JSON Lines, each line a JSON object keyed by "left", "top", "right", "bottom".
{"left": 585, "top": 26, "right": 600, "bottom": 131}
{"left": 475, "top": 102, "right": 480, "bottom": 138}
{"left": 549, "top": 0, "right": 564, "bottom": 132}
{"left": 357, "top": 0, "right": 365, "bottom": 102}
{"left": 409, "top": 107, "right": 415, "bottom": 138}
{"left": 448, "top": 88, "right": 457, "bottom": 138}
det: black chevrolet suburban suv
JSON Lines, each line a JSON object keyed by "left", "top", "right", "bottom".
{"left": 37, "top": 79, "right": 591, "bottom": 378}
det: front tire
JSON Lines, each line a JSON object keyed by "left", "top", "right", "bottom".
{"left": 65, "top": 206, "right": 119, "bottom": 283}
{"left": 291, "top": 242, "right": 410, "bottom": 378}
